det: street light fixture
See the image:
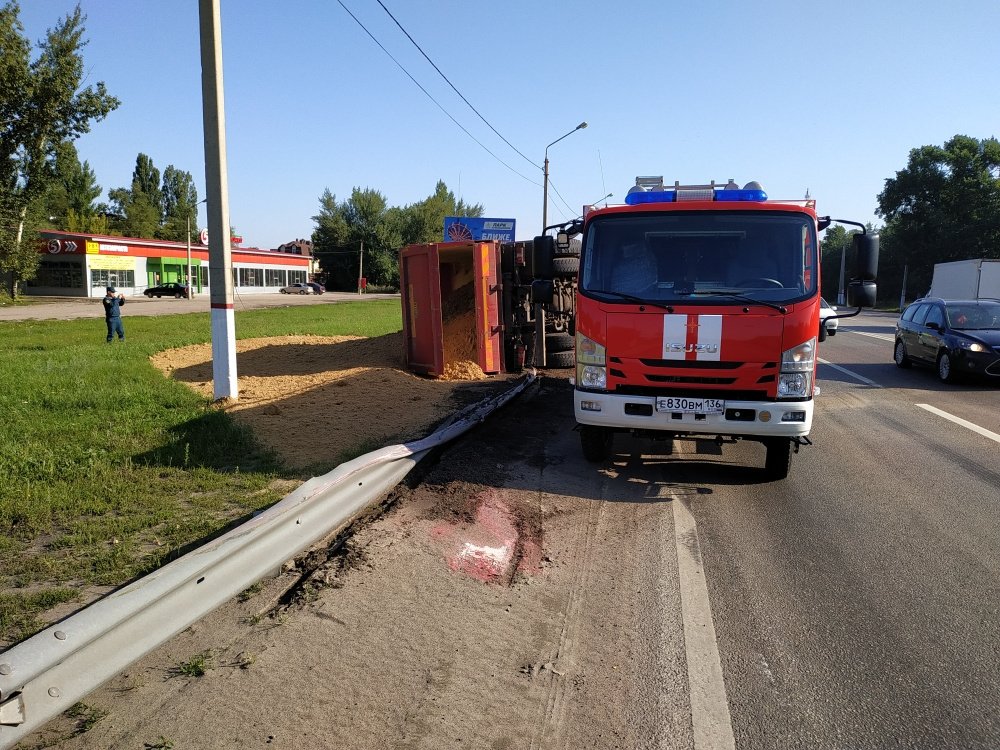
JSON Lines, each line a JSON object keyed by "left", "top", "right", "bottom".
{"left": 187, "top": 198, "right": 208, "bottom": 299}
{"left": 542, "top": 121, "right": 587, "bottom": 233}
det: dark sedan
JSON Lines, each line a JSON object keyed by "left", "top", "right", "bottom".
{"left": 894, "top": 297, "right": 1000, "bottom": 382}
{"left": 144, "top": 282, "right": 190, "bottom": 298}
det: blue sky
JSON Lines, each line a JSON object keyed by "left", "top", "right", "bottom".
{"left": 17, "top": 0, "right": 1000, "bottom": 249}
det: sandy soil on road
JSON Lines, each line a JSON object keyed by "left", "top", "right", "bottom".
{"left": 150, "top": 332, "right": 513, "bottom": 469}
{"left": 34, "top": 379, "right": 693, "bottom": 750}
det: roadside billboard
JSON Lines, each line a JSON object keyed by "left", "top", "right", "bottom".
{"left": 443, "top": 217, "right": 515, "bottom": 243}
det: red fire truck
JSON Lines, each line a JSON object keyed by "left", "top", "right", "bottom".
{"left": 539, "top": 177, "right": 878, "bottom": 480}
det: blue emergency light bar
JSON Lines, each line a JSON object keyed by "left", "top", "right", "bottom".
{"left": 625, "top": 187, "right": 768, "bottom": 205}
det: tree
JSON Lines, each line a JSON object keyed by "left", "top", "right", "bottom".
{"left": 311, "top": 181, "right": 483, "bottom": 291}
{"left": 41, "top": 140, "right": 102, "bottom": 230}
{"left": 0, "top": 2, "right": 119, "bottom": 296}
{"left": 400, "top": 180, "right": 483, "bottom": 245}
{"left": 160, "top": 165, "right": 199, "bottom": 242}
{"left": 877, "top": 135, "right": 1000, "bottom": 302}
{"left": 312, "top": 187, "right": 403, "bottom": 290}
{"left": 109, "top": 153, "right": 162, "bottom": 238}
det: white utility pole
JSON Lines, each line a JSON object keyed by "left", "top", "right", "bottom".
{"left": 199, "top": 0, "right": 238, "bottom": 400}
{"left": 358, "top": 240, "right": 364, "bottom": 294}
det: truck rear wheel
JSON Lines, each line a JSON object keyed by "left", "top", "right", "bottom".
{"left": 552, "top": 256, "right": 579, "bottom": 277}
{"left": 580, "top": 425, "right": 613, "bottom": 462}
{"left": 546, "top": 349, "right": 575, "bottom": 368}
{"left": 763, "top": 438, "right": 792, "bottom": 480}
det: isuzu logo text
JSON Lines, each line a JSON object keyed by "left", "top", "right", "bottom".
{"left": 662, "top": 314, "right": 723, "bottom": 361}
{"left": 665, "top": 342, "right": 720, "bottom": 354}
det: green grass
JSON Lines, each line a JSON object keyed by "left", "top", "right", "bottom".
{"left": 172, "top": 650, "right": 213, "bottom": 678}
{"left": 0, "top": 299, "right": 402, "bottom": 643}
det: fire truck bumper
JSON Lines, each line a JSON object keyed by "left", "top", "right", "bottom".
{"left": 574, "top": 391, "right": 813, "bottom": 438}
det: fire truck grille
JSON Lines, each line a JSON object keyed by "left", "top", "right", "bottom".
{"left": 645, "top": 374, "right": 737, "bottom": 385}
{"left": 638, "top": 358, "right": 745, "bottom": 369}
{"left": 614, "top": 384, "right": 771, "bottom": 401}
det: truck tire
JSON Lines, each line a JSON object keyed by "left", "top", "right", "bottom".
{"left": 552, "top": 257, "right": 579, "bottom": 277}
{"left": 546, "top": 349, "right": 575, "bottom": 369}
{"left": 546, "top": 333, "right": 574, "bottom": 353}
{"left": 763, "top": 438, "right": 792, "bottom": 480}
{"left": 580, "top": 425, "right": 613, "bottom": 462}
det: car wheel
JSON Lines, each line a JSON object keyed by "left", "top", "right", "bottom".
{"left": 937, "top": 351, "right": 956, "bottom": 383}
{"left": 299, "top": 290, "right": 307, "bottom": 294}
{"left": 156, "top": 294, "right": 162, "bottom": 298}
{"left": 894, "top": 340, "right": 912, "bottom": 368}
{"left": 280, "top": 289, "right": 287, "bottom": 293}
{"left": 174, "top": 292, "right": 183, "bottom": 298}
{"left": 580, "top": 425, "right": 613, "bottom": 462}
{"left": 144, "top": 291, "right": 152, "bottom": 298}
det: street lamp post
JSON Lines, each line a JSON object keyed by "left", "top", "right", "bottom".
{"left": 542, "top": 121, "right": 587, "bottom": 233}
{"left": 186, "top": 198, "right": 208, "bottom": 300}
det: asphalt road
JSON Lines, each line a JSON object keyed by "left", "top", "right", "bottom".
{"left": 695, "top": 311, "right": 1000, "bottom": 748}
{"left": 17, "top": 310, "right": 1000, "bottom": 749}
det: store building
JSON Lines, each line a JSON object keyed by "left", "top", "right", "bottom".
{"left": 28, "top": 231, "right": 312, "bottom": 298}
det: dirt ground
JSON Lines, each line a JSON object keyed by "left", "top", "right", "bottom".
{"left": 25, "top": 378, "right": 695, "bottom": 750}
{"left": 150, "top": 332, "right": 513, "bottom": 470}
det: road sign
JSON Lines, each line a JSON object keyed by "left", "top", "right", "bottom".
{"left": 443, "top": 217, "right": 516, "bottom": 243}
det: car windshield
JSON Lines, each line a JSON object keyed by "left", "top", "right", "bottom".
{"left": 947, "top": 301, "right": 1000, "bottom": 330}
{"left": 580, "top": 211, "right": 817, "bottom": 304}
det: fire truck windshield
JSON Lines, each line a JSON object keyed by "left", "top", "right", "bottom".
{"left": 580, "top": 211, "right": 817, "bottom": 304}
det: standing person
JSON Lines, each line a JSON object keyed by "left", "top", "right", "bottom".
{"left": 103, "top": 285, "right": 126, "bottom": 342}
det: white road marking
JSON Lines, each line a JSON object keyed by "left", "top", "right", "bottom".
{"left": 818, "top": 358, "right": 883, "bottom": 388}
{"left": 672, "top": 498, "right": 736, "bottom": 750}
{"left": 844, "top": 329, "right": 895, "bottom": 342}
{"left": 916, "top": 404, "right": 1000, "bottom": 444}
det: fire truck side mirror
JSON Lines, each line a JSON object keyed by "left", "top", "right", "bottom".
{"left": 532, "top": 235, "right": 554, "bottom": 279}
{"left": 847, "top": 233, "right": 879, "bottom": 307}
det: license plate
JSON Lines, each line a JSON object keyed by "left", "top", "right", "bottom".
{"left": 655, "top": 397, "right": 725, "bottom": 414}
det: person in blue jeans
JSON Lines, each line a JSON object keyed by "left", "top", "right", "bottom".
{"left": 102, "top": 286, "right": 126, "bottom": 342}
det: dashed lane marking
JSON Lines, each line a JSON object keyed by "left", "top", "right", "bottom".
{"left": 842, "top": 328, "right": 895, "bottom": 342}
{"left": 916, "top": 404, "right": 1000, "bottom": 445}
{"left": 818, "top": 358, "right": 883, "bottom": 388}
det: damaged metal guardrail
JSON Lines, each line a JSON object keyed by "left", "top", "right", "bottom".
{"left": 0, "top": 371, "right": 536, "bottom": 748}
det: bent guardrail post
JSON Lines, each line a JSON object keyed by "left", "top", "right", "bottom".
{"left": 0, "top": 372, "right": 535, "bottom": 748}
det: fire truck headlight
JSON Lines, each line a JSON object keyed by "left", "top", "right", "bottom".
{"left": 579, "top": 364, "right": 607, "bottom": 390}
{"left": 576, "top": 333, "right": 606, "bottom": 365}
{"left": 781, "top": 338, "right": 816, "bottom": 373}
{"left": 777, "top": 371, "right": 812, "bottom": 398}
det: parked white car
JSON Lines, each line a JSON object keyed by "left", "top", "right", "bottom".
{"left": 280, "top": 283, "right": 313, "bottom": 295}
{"left": 819, "top": 297, "right": 839, "bottom": 341}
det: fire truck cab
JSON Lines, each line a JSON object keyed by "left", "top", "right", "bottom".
{"left": 557, "top": 177, "right": 877, "bottom": 480}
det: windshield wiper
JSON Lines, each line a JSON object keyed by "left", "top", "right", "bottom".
{"left": 587, "top": 289, "right": 674, "bottom": 311}
{"left": 681, "top": 290, "right": 788, "bottom": 314}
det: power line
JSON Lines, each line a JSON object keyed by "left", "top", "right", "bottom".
{"left": 335, "top": 0, "right": 540, "bottom": 187}
{"left": 374, "top": 0, "right": 539, "bottom": 171}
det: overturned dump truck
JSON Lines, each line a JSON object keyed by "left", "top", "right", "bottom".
{"left": 399, "top": 239, "right": 577, "bottom": 377}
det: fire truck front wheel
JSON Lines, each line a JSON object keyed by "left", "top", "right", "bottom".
{"left": 763, "top": 437, "right": 792, "bottom": 480}
{"left": 580, "top": 425, "right": 614, "bottom": 462}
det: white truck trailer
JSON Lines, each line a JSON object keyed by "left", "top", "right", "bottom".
{"left": 929, "top": 258, "right": 1000, "bottom": 299}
